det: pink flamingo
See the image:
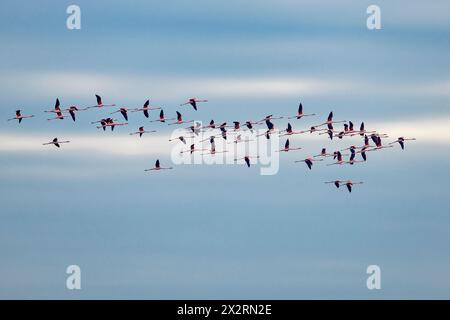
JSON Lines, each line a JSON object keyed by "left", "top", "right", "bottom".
{"left": 145, "top": 159, "right": 173, "bottom": 171}
{"left": 180, "top": 97, "right": 208, "bottom": 111}
{"left": 42, "top": 137, "right": 70, "bottom": 148}
{"left": 7, "top": 110, "right": 34, "bottom": 123}
{"left": 129, "top": 126, "right": 156, "bottom": 137}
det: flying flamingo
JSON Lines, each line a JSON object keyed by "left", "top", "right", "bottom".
{"left": 180, "top": 144, "right": 207, "bottom": 154}
{"left": 357, "top": 146, "right": 368, "bottom": 161}
{"left": 129, "top": 126, "right": 156, "bottom": 137}
{"left": 367, "top": 135, "right": 393, "bottom": 151}
{"left": 316, "top": 111, "right": 346, "bottom": 131}
{"left": 244, "top": 121, "right": 255, "bottom": 133}
{"left": 169, "top": 136, "right": 192, "bottom": 144}
{"left": 144, "top": 159, "right": 173, "bottom": 171}
{"left": 110, "top": 107, "right": 131, "bottom": 121}
{"left": 280, "top": 123, "right": 311, "bottom": 136}
{"left": 277, "top": 139, "right": 302, "bottom": 152}
{"left": 202, "top": 136, "right": 228, "bottom": 155}
{"left": 45, "top": 98, "right": 64, "bottom": 121}
{"left": 295, "top": 156, "right": 323, "bottom": 170}
{"left": 64, "top": 106, "right": 81, "bottom": 122}
{"left": 234, "top": 155, "right": 260, "bottom": 168}
{"left": 180, "top": 97, "right": 208, "bottom": 111}
{"left": 85, "top": 94, "right": 116, "bottom": 109}
{"left": 7, "top": 110, "right": 34, "bottom": 123}
{"left": 287, "top": 103, "right": 316, "bottom": 119}
{"left": 389, "top": 137, "right": 416, "bottom": 150}
{"left": 345, "top": 147, "right": 364, "bottom": 165}
{"left": 96, "top": 118, "right": 128, "bottom": 131}
{"left": 313, "top": 148, "right": 339, "bottom": 158}
{"left": 228, "top": 134, "right": 254, "bottom": 144}
{"left": 219, "top": 122, "right": 228, "bottom": 140}
{"left": 325, "top": 180, "right": 363, "bottom": 192}
{"left": 42, "top": 137, "right": 70, "bottom": 148}
{"left": 200, "top": 120, "right": 216, "bottom": 130}
{"left": 149, "top": 109, "right": 174, "bottom": 123}
{"left": 187, "top": 122, "right": 202, "bottom": 136}
{"left": 168, "top": 111, "right": 194, "bottom": 126}
{"left": 326, "top": 151, "right": 345, "bottom": 166}
{"left": 132, "top": 100, "right": 161, "bottom": 118}
{"left": 257, "top": 114, "right": 283, "bottom": 124}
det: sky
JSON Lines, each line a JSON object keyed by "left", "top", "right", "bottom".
{"left": 0, "top": 0, "right": 449, "bottom": 299}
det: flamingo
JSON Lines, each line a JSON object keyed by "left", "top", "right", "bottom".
{"left": 287, "top": 102, "right": 316, "bottom": 119}
{"left": 325, "top": 180, "right": 346, "bottom": 189}
{"left": 343, "top": 180, "right": 363, "bottom": 193}
{"left": 313, "top": 148, "right": 338, "bottom": 158}
{"left": 145, "top": 159, "right": 173, "bottom": 171}
{"left": 200, "top": 120, "right": 216, "bottom": 130}
{"left": 149, "top": 109, "right": 174, "bottom": 123}
{"left": 228, "top": 134, "right": 254, "bottom": 144}
{"left": 132, "top": 100, "right": 161, "bottom": 118}
{"left": 169, "top": 136, "right": 194, "bottom": 144}
{"left": 235, "top": 155, "right": 259, "bottom": 168}
{"left": 308, "top": 126, "right": 328, "bottom": 134}
{"left": 168, "top": 111, "right": 193, "bottom": 126}
{"left": 202, "top": 136, "right": 228, "bottom": 155}
{"left": 85, "top": 94, "right": 116, "bottom": 109}
{"left": 42, "top": 137, "right": 70, "bottom": 148}
{"left": 187, "top": 122, "right": 202, "bottom": 136}
{"left": 344, "top": 147, "right": 364, "bottom": 165}
{"left": 45, "top": 98, "right": 64, "bottom": 120}
{"left": 233, "top": 121, "right": 241, "bottom": 131}
{"left": 180, "top": 144, "right": 207, "bottom": 154}
{"left": 244, "top": 121, "right": 255, "bottom": 133}
{"left": 389, "top": 137, "right": 416, "bottom": 150}
{"left": 295, "top": 156, "right": 323, "bottom": 170}
{"left": 279, "top": 123, "right": 311, "bottom": 136}
{"left": 96, "top": 118, "right": 128, "bottom": 131}
{"left": 111, "top": 107, "right": 131, "bottom": 121}
{"left": 367, "top": 135, "right": 393, "bottom": 151}
{"left": 64, "top": 106, "right": 81, "bottom": 122}
{"left": 180, "top": 97, "right": 208, "bottom": 111}
{"left": 357, "top": 146, "right": 369, "bottom": 161}
{"left": 257, "top": 114, "right": 283, "bottom": 124}
{"left": 326, "top": 151, "right": 345, "bottom": 166}
{"left": 346, "top": 122, "right": 376, "bottom": 137}
{"left": 277, "top": 139, "right": 302, "bottom": 152}
{"left": 219, "top": 122, "right": 228, "bottom": 140}
{"left": 325, "top": 180, "right": 363, "bottom": 192}
{"left": 316, "top": 111, "right": 346, "bottom": 131}
{"left": 129, "top": 126, "right": 156, "bottom": 137}
{"left": 7, "top": 110, "right": 34, "bottom": 123}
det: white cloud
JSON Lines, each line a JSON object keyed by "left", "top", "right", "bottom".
{"left": 1, "top": 72, "right": 449, "bottom": 102}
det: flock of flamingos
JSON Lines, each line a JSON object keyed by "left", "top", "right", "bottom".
{"left": 7, "top": 95, "right": 416, "bottom": 193}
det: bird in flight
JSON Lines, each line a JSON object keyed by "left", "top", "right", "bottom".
{"left": 85, "top": 94, "right": 116, "bottom": 109}
{"left": 45, "top": 98, "right": 65, "bottom": 121}
{"left": 42, "top": 137, "right": 70, "bottom": 148}
{"left": 132, "top": 99, "right": 161, "bottom": 118}
{"left": 389, "top": 137, "right": 416, "bottom": 150}
{"left": 287, "top": 103, "right": 316, "bottom": 119}
{"left": 168, "top": 111, "right": 194, "bottom": 125}
{"left": 325, "top": 180, "right": 363, "bottom": 193}
{"left": 8, "top": 110, "right": 34, "bottom": 123}
{"left": 145, "top": 159, "right": 173, "bottom": 171}
{"left": 295, "top": 156, "right": 323, "bottom": 169}
{"left": 129, "top": 126, "right": 156, "bottom": 137}
{"left": 277, "top": 139, "right": 302, "bottom": 152}
{"left": 180, "top": 97, "right": 208, "bottom": 111}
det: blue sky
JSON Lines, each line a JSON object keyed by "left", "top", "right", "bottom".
{"left": 0, "top": 0, "right": 449, "bottom": 299}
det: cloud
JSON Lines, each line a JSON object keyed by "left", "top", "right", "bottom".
{"left": 2, "top": 72, "right": 450, "bottom": 101}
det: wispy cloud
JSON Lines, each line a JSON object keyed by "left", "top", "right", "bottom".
{"left": 2, "top": 72, "right": 450, "bottom": 101}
